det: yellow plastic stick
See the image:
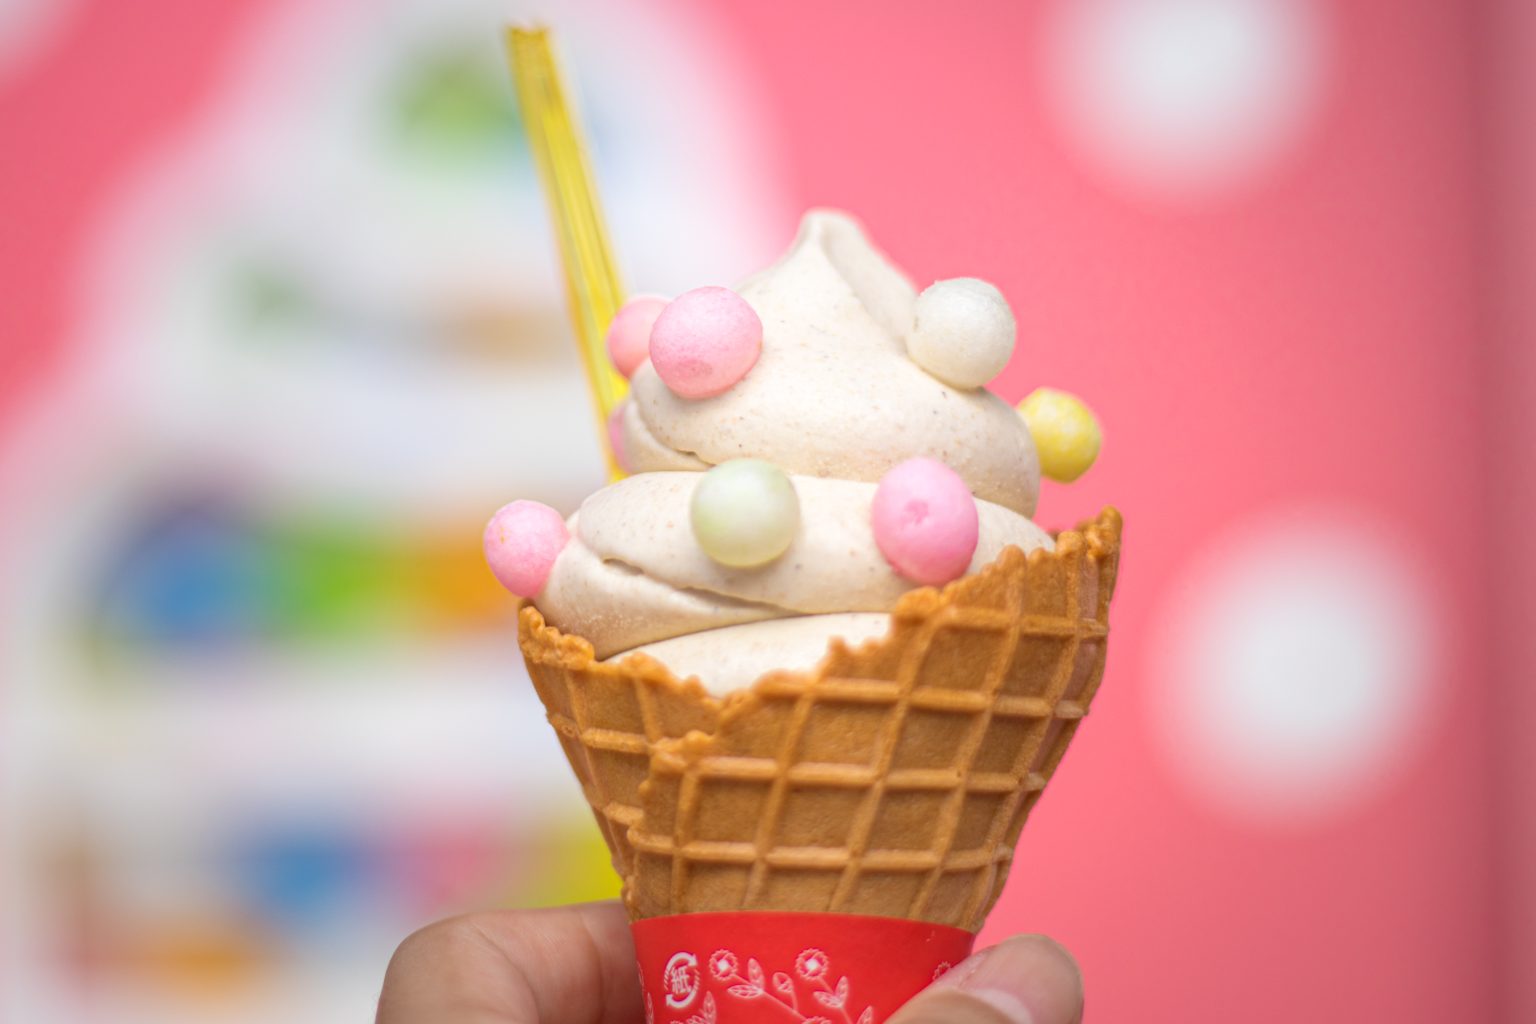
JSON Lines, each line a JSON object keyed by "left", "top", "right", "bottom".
{"left": 505, "top": 27, "right": 628, "bottom": 478}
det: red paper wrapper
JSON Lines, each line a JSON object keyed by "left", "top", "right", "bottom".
{"left": 632, "top": 912, "right": 975, "bottom": 1024}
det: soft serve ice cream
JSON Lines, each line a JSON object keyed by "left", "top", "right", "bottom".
{"left": 492, "top": 208, "right": 1121, "bottom": 996}
{"left": 484, "top": 210, "right": 1100, "bottom": 693}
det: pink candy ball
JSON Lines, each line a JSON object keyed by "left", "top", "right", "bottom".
{"left": 605, "top": 294, "right": 668, "bottom": 379}
{"left": 483, "top": 500, "right": 569, "bottom": 598}
{"left": 607, "top": 403, "right": 631, "bottom": 473}
{"left": 871, "top": 458, "right": 979, "bottom": 585}
{"left": 648, "top": 286, "right": 762, "bottom": 399}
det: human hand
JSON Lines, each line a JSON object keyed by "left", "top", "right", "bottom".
{"left": 377, "top": 900, "right": 1083, "bottom": 1023}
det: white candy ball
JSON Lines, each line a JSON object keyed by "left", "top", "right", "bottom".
{"left": 690, "top": 459, "right": 800, "bottom": 568}
{"left": 906, "top": 278, "right": 1017, "bottom": 389}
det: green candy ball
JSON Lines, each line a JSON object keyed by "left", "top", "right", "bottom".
{"left": 690, "top": 459, "right": 800, "bottom": 568}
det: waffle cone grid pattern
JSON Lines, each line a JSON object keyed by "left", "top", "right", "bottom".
{"left": 520, "top": 507, "right": 1122, "bottom": 931}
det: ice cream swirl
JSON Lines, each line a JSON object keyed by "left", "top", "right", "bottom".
{"left": 532, "top": 211, "right": 1053, "bottom": 690}
{"left": 619, "top": 211, "right": 1041, "bottom": 516}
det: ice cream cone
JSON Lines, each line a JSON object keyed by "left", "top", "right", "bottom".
{"left": 520, "top": 507, "right": 1121, "bottom": 931}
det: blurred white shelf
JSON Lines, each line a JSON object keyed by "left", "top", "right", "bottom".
{"left": 13, "top": 639, "right": 580, "bottom": 811}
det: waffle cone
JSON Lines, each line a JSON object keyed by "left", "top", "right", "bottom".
{"left": 519, "top": 507, "right": 1122, "bottom": 932}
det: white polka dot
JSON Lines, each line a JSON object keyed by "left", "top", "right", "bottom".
{"left": 1148, "top": 512, "right": 1437, "bottom": 824}
{"left": 0, "top": 0, "right": 76, "bottom": 83}
{"left": 1043, "top": 0, "right": 1329, "bottom": 197}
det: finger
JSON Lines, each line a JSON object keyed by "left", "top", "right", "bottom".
{"left": 887, "top": 935, "right": 1084, "bottom": 1024}
{"left": 377, "top": 900, "right": 642, "bottom": 1024}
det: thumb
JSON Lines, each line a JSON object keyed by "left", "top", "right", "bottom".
{"left": 887, "top": 935, "right": 1084, "bottom": 1024}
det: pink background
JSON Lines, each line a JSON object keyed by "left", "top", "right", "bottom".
{"left": 0, "top": 0, "right": 1525, "bottom": 1020}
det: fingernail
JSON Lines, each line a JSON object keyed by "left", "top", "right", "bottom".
{"left": 929, "top": 935, "right": 1084, "bottom": 1024}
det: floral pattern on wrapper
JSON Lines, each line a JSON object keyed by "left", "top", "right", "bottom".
{"left": 644, "top": 945, "right": 963, "bottom": 1024}
{"left": 631, "top": 912, "right": 977, "bottom": 1023}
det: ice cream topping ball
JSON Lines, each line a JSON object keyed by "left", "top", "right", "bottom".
{"left": 605, "top": 294, "right": 668, "bottom": 379}
{"left": 1018, "top": 387, "right": 1101, "bottom": 483}
{"left": 906, "top": 278, "right": 1016, "bottom": 389}
{"left": 483, "top": 500, "right": 569, "bottom": 598}
{"left": 871, "top": 458, "right": 980, "bottom": 585}
{"left": 690, "top": 459, "right": 800, "bottom": 567}
{"left": 649, "top": 286, "right": 763, "bottom": 399}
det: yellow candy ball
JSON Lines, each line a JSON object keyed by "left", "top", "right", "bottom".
{"left": 1019, "top": 387, "right": 1102, "bottom": 483}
